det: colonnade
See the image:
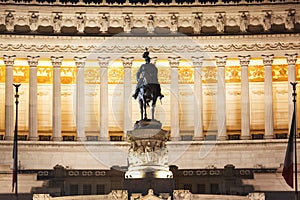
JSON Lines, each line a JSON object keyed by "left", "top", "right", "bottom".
{"left": 2, "top": 53, "right": 298, "bottom": 141}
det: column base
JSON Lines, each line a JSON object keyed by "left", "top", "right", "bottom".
{"left": 100, "top": 137, "right": 110, "bottom": 141}
{"left": 53, "top": 137, "right": 62, "bottom": 142}
{"left": 240, "top": 135, "right": 251, "bottom": 140}
{"left": 29, "top": 137, "right": 39, "bottom": 141}
{"left": 193, "top": 136, "right": 204, "bottom": 141}
{"left": 217, "top": 135, "right": 227, "bottom": 141}
{"left": 77, "top": 137, "right": 86, "bottom": 142}
{"left": 264, "top": 135, "right": 274, "bottom": 139}
{"left": 4, "top": 136, "right": 13, "bottom": 141}
{"left": 170, "top": 137, "right": 181, "bottom": 141}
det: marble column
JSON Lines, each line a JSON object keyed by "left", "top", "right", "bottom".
{"left": 121, "top": 56, "right": 134, "bottom": 139}
{"left": 285, "top": 53, "right": 298, "bottom": 130}
{"left": 51, "top": 56, "right": 63, "bottom": 141}
{"left": 74, "top": 56, "right": 87, "bottom": 141}
{"left": 262, "top": 54, "right": 274, "bottom": 139}
{"left": 98, "top": 57, "right": 110, "bottom": 141}
{"left": 238, "top": 55, "right": 251, "bottom": 140}
{"left": 168, "top": 56, "right": 181, "bottom": 140}
{"left": 3, "top": 55, "right": 16, "bottom": 140}
{"left": 191, "top": 56, "right": 204, "bottom": 140}
{"left": 27, "top": 56, "right": 40, "bottom": 141}
{"left": 215, "top": 56, "right": 227, "bottom": 140}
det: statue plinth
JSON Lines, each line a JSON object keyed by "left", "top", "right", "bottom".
{"left": 125, "top": 120, "right": 173, "bottom": 179}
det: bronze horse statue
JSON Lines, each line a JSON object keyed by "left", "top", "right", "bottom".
{"left": 138, "top": 83, "right": 162, "bottom": 120}
{"left": 133, "top": 48, "right": 164, "bottom": 121}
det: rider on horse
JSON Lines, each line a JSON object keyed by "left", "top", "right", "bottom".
{"left": 132, "top": 49, "right": 164, "bottom": 100}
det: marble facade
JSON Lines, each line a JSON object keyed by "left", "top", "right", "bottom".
{"left": 0, "top": 0, "right": 299, "bottom": 198}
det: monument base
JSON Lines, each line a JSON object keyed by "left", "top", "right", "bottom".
{"left": 126, "top": 120, "right": 173, "bottom": 180}
{"left": 124, "top": 172, "right": 174, "bottom": 196}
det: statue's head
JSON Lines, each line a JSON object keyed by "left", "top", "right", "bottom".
{"left": 143, "top": 48, "right": 151, "bottom": 64}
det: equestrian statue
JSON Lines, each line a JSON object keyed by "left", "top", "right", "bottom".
{"left": 132, "top": 48, "right": 164, "bottom": 121}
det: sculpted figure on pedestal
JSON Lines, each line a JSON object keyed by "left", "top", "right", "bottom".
{"left": 100, "top": 14, "right": 109, "bottom": 33}
{"left": 147, "top": 14, "right": 155, "bottom": 33}
{"left": 263, "top": 11, "right": 272, "bottom": 31}
{"left": 170, "top": 14, "right": 178, "bottom": 33}
{"left": 76, "top": 13, "right": 86, "bottom": 33}
{"left": 240, "top": 12, "right": 249, "bottom": 32}
{"left": 5, "top": 12, "right": 14, "bottom": 32}
{"left": 216, "top": 13, "right": 225, "bottom": 33}
{"left": 29, "top": 12, "right": 39, "bottom": 32}
{"left": 124, "top": 14, "right": 132, "bottom": 33}
{"left": 193, "top": 13, "right": 202, "bottom": 34}
{"left": 53, "top": 13, "right": 62, "bottom": 33}
{"left": 285, "top": 10, "right": 295, "bottom": 30}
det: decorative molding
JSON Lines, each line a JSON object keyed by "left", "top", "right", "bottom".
{"left": 0, "top": 41, "right": 300, "bottom": 54}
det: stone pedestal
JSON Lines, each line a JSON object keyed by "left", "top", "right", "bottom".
{"left": 125, "top": 120, "right": 173, "bottom": 179}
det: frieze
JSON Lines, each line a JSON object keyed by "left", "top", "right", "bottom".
{"left": 1, "top": 63, "right": 298, "bottom": 84}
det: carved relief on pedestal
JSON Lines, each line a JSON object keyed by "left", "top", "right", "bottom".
{"left": 173, "top": 190, "right": 192, "bottom": 200}
{"left": 108, "top": 190, "right": 128, "bottom": 200}
{"left": 125, "top": 120, "right": 172, "bottom": 179}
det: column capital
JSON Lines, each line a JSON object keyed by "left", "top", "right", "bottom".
{"left": 27, "top": 55, "right": 40, "bottom": 67}
{"left": 285, "top": 53, "right": 298, "bottom": 65}
{"left": 51, "top": 56, "right": 63, "bottom": 68}
{"left": 168, "top": 56, "right": 180, "bottom": 68}
{"left": 3, "top": 55, "right": 16, "bottom": 66}
{"left": 151, "top": 57, "right": 158, "bottom": 65}
{"left": 215, "top": 56, "right": 227, "bottom": 67}
{"left": 238, "top": 55, "right": 251, "bottom": 67}
{"left": 262, "top": 54, "right": 274, "bottom": 66}
{"left": 191, "top": 56, "right": 204, "bottom": 68}
{"left": 98, "top": 57, "right": 110, "bottom": 68}
{"left": 74, "top": 56, "right": 87, "bottom": 69}
{"left": 121, "top": 56, "right": 134, "bottom": 68}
